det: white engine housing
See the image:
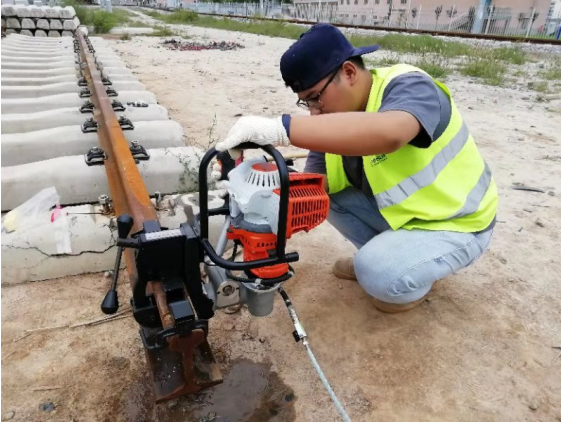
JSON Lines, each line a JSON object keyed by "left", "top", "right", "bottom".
{"left": 226, "top": 157, "right": 281, "bottom": 234}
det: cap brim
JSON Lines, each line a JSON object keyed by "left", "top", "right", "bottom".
{"left": 351, "top": 45, "right": 380, "bottom": 56}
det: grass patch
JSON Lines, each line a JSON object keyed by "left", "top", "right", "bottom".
{"left": 141, "top": 10, "right": 309, "bottom": 39}
{"left": 531, "top": 81, "right": 549, "bottom": 93}
{"left": 63, "top": 1, "right": 132, "bottom": 33}
{"left": 414, "top": 54, "right": 451, "bottom": 79}
{"left": 141, "top": 9, "right": 167, "bottom": 20}
{"left": 460, "top": 56, "right": 507, "bottom": 86}
{"left": 73, "top": 4, "right": 91, "bottom": 26}
{"left": 90, "top": 10, "right": 120, "bottom": 33}
{"left": 125, "top": 20, "right": 151, "bottom": 28}
{"left": 141, "top": 9, "right": 199, "bottom": 24}
{"left": 365, "top": 52, "right": 401, "bottom": 67}
{"left": 486, "top": 47, "right": 526, "bottom": 65}
{"left": 144, "top": 11, "right": 476, "bottom": 57}
{"left": 160, "top": 9, "right": 198, "bottom": 24}
{"left": 512, "top": 69, "right": 528, "bottom": 78}
{"left": 541, "top": 68, "right": 561, "bottom": 80}
{"left": 539, "top": 59, "right": 561, "bottom": 80}
{"left": 139, "top": 9, "right": 528, "bottom": 81}
{"left": 148, "top": 25, "right": 178, "bottom": 37}
{"left": 194, "top": 16, "right": 305, "bottom": 39}
{"left": 111, "top": 8, "right": 133, "bottom": 23}
{"left": 349, "top": 33, "right": 473, "bottom": 58}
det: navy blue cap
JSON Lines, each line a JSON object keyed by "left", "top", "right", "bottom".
{"left": 280, "top": 23, "right": 380, "bottom": 93}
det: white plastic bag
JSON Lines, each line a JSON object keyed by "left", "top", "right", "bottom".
{"left": 2, "top": 187, "right": 59, "bottom": 233}
{"left": 1, "top": 187, "right": 72, "bottom": 254}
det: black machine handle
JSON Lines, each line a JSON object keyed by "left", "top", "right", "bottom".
{"left": 198, "top": 143, "right": 299, "bottom": 271}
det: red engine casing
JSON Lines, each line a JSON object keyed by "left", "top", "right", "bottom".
{"left": 227, "top": 171, "right": 329, "bottom": 279}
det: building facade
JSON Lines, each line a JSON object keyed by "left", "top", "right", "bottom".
{"left": 292, "top": 0, "right": 557, "bottom": 35}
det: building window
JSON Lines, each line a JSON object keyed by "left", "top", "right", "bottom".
{"left": 375, "top": 0, "right": 379, "bottom": 3}
{"left": 364, "top": 0, "right": 368, "bottom": 3}
{"left": 401, "top": 0, "right": 406, "bottom": 3}
{"left": 354, "top": 0, "right": 358, "bottom": 4}
{"left": 341, "top": 0, "right": 343, "bottom": 4}
{"left": 387, "top": 0, "right": 390, "bottom": 3}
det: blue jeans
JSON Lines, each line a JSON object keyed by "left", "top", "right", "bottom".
{"left": 328, "top": 187, "right": 493, "bottom": 304}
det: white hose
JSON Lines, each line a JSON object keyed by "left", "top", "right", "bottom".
{"left": 279, "top": 288, "right": 352, "bottom": 422}
{"left": 303, "top": 339, "right": 352, "bottom": 422}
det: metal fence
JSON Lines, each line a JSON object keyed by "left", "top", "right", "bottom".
{"left": 332, "top": 4, "right": 561, "bottom": 38}
{"left": 146, "top": 1, "right": 561, "bottom": 39}
{"left": 182, "top": 2, "right": 285, "bottom": 17}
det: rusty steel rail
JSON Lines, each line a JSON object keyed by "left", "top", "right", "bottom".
{"left": 76, "top": 30, "right": 155, "bottom": 292}
{"left": 75, "top": 31, "right": 221, "bottom": 402}
{"left": 195, "top": 12, "right": 561, "bottom": 45}
{"left": 76, "top": 31, "right": 155, "bottom": 233}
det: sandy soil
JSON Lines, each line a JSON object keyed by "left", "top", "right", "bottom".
{"left": 2, "top": 16, "right": 561, "bottom": 422}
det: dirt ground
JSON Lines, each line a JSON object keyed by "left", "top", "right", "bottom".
{"left": 2, "top": 17, "right": 561, "bottom": 422}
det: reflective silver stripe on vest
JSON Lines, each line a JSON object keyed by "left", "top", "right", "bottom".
{"left": 375, "top": 122, "right": 469, "bottom": 209}
{"left": 446, "top": 162, "right": 492, "bottom": 220}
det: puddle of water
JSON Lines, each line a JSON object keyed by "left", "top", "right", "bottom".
{"left": 122, "top": 359, "right": 296, "bottom": 422}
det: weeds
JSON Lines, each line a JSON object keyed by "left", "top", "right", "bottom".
{"left": 365, "top": 53, "right": 401, "bottom": 67}
{"left": 63, "top": 0, "right": 131, "bottom": 33}
{"left": 486, "top": 47, "right": 526, "bottom": 65}
{"left": 111, "top": 8, "right": 133, "bottom": 23}
{"left": 140, "top": 9, "right": 526, "bottom": 66}
{"left": 531, "top": 81, "right": 549, "bottom": 93}
{"left": 140, "top": 9, "right": 163, "bottom": 19}
{"left": 414, "top": 53, "right": 451, "bottom": 79}
{"left": 193, "top": 16, "right": 305, "bottom": 39}
{"left": 138, "top": 8, "right": 531, "bottom": 86}
{"left": 541, "top": 68, "right": 561, "bottom": 80}
{"left": 539, "top": 59, "right": 561, "bottom": 80}
{"left": 141, "top": 10, "right": 306, "bottom": 39}
{"left": 141, "top": 9, "right": 198, "bottom": 24}
{"left": 125, "top": 20, "right": 151, "bottom": 28}
{"left": 161, "top": 9, "right": 198, "bottom": 24}
{"left": 120, "top": 32, "right": 131, "bottom": 41}
{"left": 349, "top": 33, "right": 473, "bottom": 58}
{"left": 148, "top": 25, "right": 177, "bottom": 37}
{"left": 91, "top": 10, "right": 119, "bottom": 34}
{"left": 460, "top": 56, "right": 507, "bottom": 86}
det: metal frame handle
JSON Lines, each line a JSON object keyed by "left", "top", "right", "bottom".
{"left": 198, "top": 143, "right": 299, "bottom": 271}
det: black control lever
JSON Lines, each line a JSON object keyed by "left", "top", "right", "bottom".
{"left": 101, "top": 214, "right": 134, "bottom": 314}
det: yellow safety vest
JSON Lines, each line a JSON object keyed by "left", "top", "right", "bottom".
{"left": 325, "top": 64, "right": 498, "bottom": 233}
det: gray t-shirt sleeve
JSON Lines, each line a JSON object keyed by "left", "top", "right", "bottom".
{"left": 302, "top": 72, "right": 450, "bottom": 175}
{"left": 379, "top": 72, "right": 449, "bottom": 148}
{"left": 304, "top": 151, "right": 326, "bottom": 174}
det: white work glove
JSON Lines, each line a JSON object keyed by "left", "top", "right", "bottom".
{"left": 215, "top": 116, "right": 290, "bottom": 159}
{"left": 211, "top": 160, "right": 230, "bottom": 199}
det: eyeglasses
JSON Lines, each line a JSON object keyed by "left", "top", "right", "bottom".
{"left": 296, "top": 67, "right": 341, "bottom": 110}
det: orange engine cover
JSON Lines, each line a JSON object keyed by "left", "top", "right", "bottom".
{"left": 227, "top": 172, "right": 329, "bottom": 279}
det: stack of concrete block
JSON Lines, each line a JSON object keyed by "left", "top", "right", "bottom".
{"left": 1, "top": 3, "right": 80, "bottom": 37}
{"left": 1, "top": 33, "right": 224, "bottom": 285}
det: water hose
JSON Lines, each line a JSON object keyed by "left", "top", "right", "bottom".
{"left": 278, "top": 288, "right": 352, "bottom": 422}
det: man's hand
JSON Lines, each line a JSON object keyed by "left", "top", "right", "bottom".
{"left": 215, "top": 116, "right": 290, "bottom": 158}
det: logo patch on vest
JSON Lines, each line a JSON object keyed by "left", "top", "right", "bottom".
{"left": 369, "top": 154, "right": 387, "bottom": 166}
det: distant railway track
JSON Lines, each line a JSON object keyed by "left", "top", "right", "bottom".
{"left": 191, "top": 12, "right": 561, "bottom": 46}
